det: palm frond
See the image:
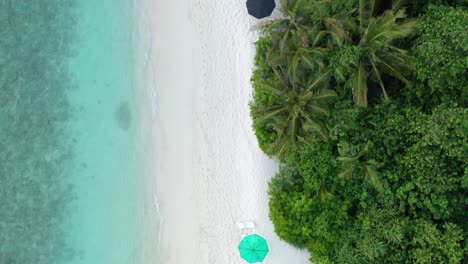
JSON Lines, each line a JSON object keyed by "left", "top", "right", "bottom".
{"left": 288, "top": 53, "right": 301, "bottom": 83}
{"left": 324, "top": 18, "right": 352, "bottom": 43}
{"left": 267, "top": 48, "right": 288, "bottom": 66}
{"left": 313, "top": 30, "right": 331, "bottom": 46}
{"left": 288, "top": 0, "right": 302, "bottom": 17}
{"left": 364, "top": 164, "right": 382, "bottom": 191}
{"left": 289, "top": 116, "right": 298, "bottom": 146}
{"left": 377, "top": 56, "right": 410, "bottom": 85}
{"left": 313, "top": 89, "right": 337, "bottom": 100}
{"left": 258, "top": 80, "right": 284, "bottom": 96}
{"left": 325, "top": 30, "right": 345, "bottom": 47}
{"left": 316, "top": 184, "right": 334, "bottom": 202}
{"left": 359, "top": 0, "right": 377, "bottom": 28}
{"left": 255, "top": 19, "right": 289, "bottom": 33}
{"left": 333, "top": 67, "right": 346, "bottom": 82}
{"left": 335, "top": 9, "right": 358, "bottom": 30}
{"left": 301, "top": 117, "right": 328, "bottom": 141}
{"left": 337, "top": 155, "right": 359, "bottom": 162}
{"left": 392, "top": 0, "right": 406, "bottom": 11}
{"left": 273, "top": 133, "right": 290, "bottom": 160}
{"left": 352, "top": 62, "right": 368, "bottom": 106}
{"left": 254, "top": 106, "right": 287, "bottom": 124}
{"left": 300, "top": 47, "right": 327, "bottom": 68}
{"left": 307, "top": 72, "right": 330, "bottom": 91}
{"left": 278, "top": 25, "right": 292, "bottom": 54}
{"left": 338, "top": 165, "right": 355, "bottom": 179}
{"left": 369, "top": 58, "right": 389, "bottom": 99}
{"left": 307, "top": 104, "right": 330, "bottom": 116}
{"left": 366, "top": 13, "right": 416, "bottom": 45}
{"left": 272, "top": 67, "right": 291, "bottom": 88}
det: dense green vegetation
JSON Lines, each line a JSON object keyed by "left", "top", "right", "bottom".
{"left": 250, "top": 0, "right": 468, "bottom": 262}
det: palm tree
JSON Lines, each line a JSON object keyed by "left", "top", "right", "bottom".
{"left": 260, "top": 0, "right": 416, "bottom": 107}
{"left": 349, "top": 0, "right": 417, "bottom": 106}
{"left": 259, "top": 0, "right": 317, "bottom": 53}
{"left": 309, "top": 1, "right": 357, "bottom": 47}
{"left": 337, "top": 143, "right": 382, "bottom": 191}
{"left": 259, "top": 0, "right": 328, "bottom": 83}
{"left": 252, "top": 68, "right": 337, "bottom": 159}
{"left": 261, "top": 0, "right": 355, "bottom": 84}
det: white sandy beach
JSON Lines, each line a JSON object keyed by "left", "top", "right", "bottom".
{"left": 139, "top": 0, "right": 311, "bottom": 263}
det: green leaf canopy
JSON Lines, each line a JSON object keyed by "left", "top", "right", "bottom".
{"left": 238, "top": 234, "right": 269, "bottom": 263}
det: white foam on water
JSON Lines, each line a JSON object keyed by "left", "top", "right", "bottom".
{"left": 152, "top": 193, "right": 164, "bottom": 245}
{"left": 140, "top": 11, "right": 158, "bottom": 118}
{"left": 143, "top": 29, "right": 152, "bottom": 69}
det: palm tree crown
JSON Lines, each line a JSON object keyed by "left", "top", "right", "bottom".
{"left": 252, "top": 69, "right": 336, "bottom": 158}
{"left": 350, "top": 0, "right": 417, "bottom": 106}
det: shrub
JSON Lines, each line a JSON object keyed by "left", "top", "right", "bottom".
{"left": 410, "top": 5, "right": 468, "bottom": 108}
{"left": 268, "top": 103, "right": 468, "bottom": 263}
{"left": 269, "top": 142, "right": 351, "bottom": 250}
{"left": 407, "top": 0, "right": 468, "bottom": 16}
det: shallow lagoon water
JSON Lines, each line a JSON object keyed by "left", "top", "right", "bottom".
{"left": 0, "top": 1, "right": 153, "bottom": 263}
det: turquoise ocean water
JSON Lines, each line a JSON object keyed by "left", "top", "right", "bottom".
{"left": 0, "top": 1, "right": 155, "bottom": 263}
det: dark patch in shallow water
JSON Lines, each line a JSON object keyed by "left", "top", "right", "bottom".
{"left": 115, "top": 101, "right": 132, "bottom": 131}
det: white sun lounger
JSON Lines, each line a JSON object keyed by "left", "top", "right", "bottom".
{"left": 238, "top": 221, "right": 256, "bottom": 237}
{"left": 238, "top": 221, "right": 255, "bottom": 229}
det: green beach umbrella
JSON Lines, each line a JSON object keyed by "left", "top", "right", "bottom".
{"left": 238, "top": 234, "right": 269, "bottom": 263}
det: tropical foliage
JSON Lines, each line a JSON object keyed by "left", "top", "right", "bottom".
{"left": 347, "top": 0, "right": 416, "bottom": 106}
{"left": 409, "top": 5, "right": 468, "bottom": 108}
{"left": 407, "top": 0, "right": 468, "bottom": 16}
{"left": 252, "top": 69, "right": 336, "bottom": 159}
{"left": 268, "top": 102, "right": 468, "bottom": 263}
{"left": 250, "top": 0, "right": 468, "bottom": 263}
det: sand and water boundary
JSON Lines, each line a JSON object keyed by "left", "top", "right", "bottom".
{"left": 139, "top": 0, "right": 311, "bottom": 263}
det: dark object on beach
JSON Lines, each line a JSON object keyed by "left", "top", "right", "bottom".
{"left": 246, "top": 0, "right": 276, "bottom": 19}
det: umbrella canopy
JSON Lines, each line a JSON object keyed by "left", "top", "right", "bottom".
{"left": 246, "top": 0, "right": 276, "bottom": 19}
{"left": 238, "top": 234, "right": 269, "bottom": 263}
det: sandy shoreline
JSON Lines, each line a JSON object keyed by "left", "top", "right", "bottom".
{"left": 140, "top": 0, "right": 311, "bottom": 263}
